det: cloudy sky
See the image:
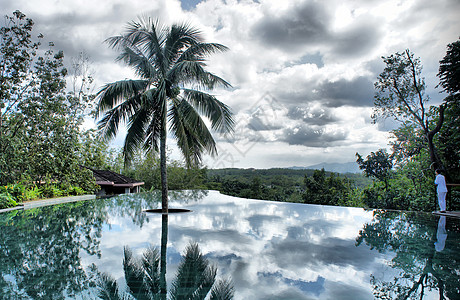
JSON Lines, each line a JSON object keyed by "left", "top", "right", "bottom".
{"left": 2, "top": 0, "right": 459, "bottom": 169}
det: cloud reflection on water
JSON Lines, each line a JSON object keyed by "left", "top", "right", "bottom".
{"left": 83, "top": 191, "right": 381, "bottom": 299}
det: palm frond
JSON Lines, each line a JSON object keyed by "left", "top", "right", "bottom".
{"left": 117, "top": 46, "right": 158, "bottom": 80}
{"left": 96, "top": 94, "right": 142, "bottom": 142}
{"left": 123, "top": 246, "right": 147, "bottom": 299}
{"left": 170, "top": 243, "right": 216, "bottom": 300}
{"left": 142, "top": 87, "right": 166, "bottom": 153}
{"left": 168, "top": 98, "right": 217, "bottom": 166}
{"left": 183, "top": 89, "right": 234, "bottom": 134}
{"left": 96, "top": 273, "right": 122, "bottom": 300}
{"left": 142, "top": 246, "right": 161, "bottom": 295}
{"left": 142, "top": 18, "right": 168, "bottom": 76}
{"left": 168, "top": 60, "right": 231, "bottom": 90}
{"left": 178, "top": 42, "right": 229, "bottom": 64}
{"left": 96, "top": 80, "right": 148, "bottom": 116}
{"left": 209, "top": 279, "right": 235, "bottom": 300}
{"left": 107, "top": 17, "right": 168, "bottom": 77}
{"left": 122, "top": 105, "right": 152, "bottom": 165}
{"left": 164, "top": 23, "right": 202, "bottom": 66}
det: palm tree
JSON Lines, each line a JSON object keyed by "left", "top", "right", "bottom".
{"left": 96, "top": 17, "right": 234, "bottom": 213}
{"left": 96, "top": 242, "right": 234, "bottom": 300}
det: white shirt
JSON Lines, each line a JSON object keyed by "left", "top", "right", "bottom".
{"left": 435, "top": 174, "right": 448, "bottom": 193}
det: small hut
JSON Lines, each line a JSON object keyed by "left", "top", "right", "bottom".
{"left": 91, "top": 169, "right": 144, "bottom": 196}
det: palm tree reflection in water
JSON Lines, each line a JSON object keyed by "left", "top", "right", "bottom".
{"left": 97, "top": 214, "right": 234, "bottom": 299}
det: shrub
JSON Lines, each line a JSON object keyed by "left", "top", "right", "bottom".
{"left": 23, "top": 185, "right": 41, "bottom": 201}
{"left": 66, "top": 186, "right": 85, "bottom": 196}
{"left": 39, "top": 185, "right": 64, "bottom": 198}
{"left": 0, "top": 193, "right": 17, "bottom": 209}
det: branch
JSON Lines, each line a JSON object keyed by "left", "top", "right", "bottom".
{"left": 392, "top": 77, "right": 425, "bottom": 130}
{"left": 428, "top": 104, "right": 446, "bottom": 139}
{"left": 3, "top": 79, "right": 35, "bottom": 116}
{"left": 405, "top": 50, "right": 426, "bottom": 125}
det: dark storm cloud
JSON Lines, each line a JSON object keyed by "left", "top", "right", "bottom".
{"left": 31, "top": 12, "right": 122, "bottom": 63}
{"left": 333, "top": 22, "right": 381, "bottom": 58}
{"left": 251, "top": 1, "right": 331, "bottom": 50}
{"left": 317, "top": 76, "right": 374, "bottom": 107}
{"left": 287, "top": 106, "right": 338, "bottom": 126}
{"left": 251, "top": 1, "right": 381, "bottom": 57}
{"left": 281, "top": 125, "right": 348, "bottom": 147}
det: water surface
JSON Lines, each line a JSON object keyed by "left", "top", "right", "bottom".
{"left": 0, "top": 190, "right": 459, "bottom": 299}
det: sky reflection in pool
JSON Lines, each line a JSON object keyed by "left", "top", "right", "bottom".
{"left": 1, "top": 190, "right": 459, "bottom": 299}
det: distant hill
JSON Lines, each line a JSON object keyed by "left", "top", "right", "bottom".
{"left": 290, "top": 162, "right": 361, "bottom": 174}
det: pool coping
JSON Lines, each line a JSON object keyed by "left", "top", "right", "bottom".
{"left": 0, "top": 194, "right": 96, "bottom": 213}
{"left": 432, "top": 210, "right": 460, "bottom": 219}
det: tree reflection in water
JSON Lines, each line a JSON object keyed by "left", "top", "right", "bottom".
{"left": 97, "top": 213, "right": 234, "bottom": 300}
{"left": 0, "top": 200, "right": 107, "bottom": 299}
{"left": 356, "top": 210, "right": 460, "bottom": 299}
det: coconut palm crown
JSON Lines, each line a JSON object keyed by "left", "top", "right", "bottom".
{"left": 95, "top": 17, "right": 234, "bottom": 213}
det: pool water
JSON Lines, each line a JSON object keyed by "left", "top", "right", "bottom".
{"left": 0, "top": 190, "right": 459, "bottom": 299}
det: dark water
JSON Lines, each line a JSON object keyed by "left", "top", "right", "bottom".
{"left": 0, "top": 190, "right": 459, "bottom": 299}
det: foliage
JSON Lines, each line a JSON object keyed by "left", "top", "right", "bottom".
{"left": 0, "top": 181, "right": 93, "bottom": 209}
{"left": 389, "top": 123, "right": 425, "bottom": 165}
{"left": 356, "top": 149, "right": 393, "bottom": 189}
{"left": 204, "top": 168, "right": 369, "bottom": 206}
{"left": 356, "top": 211, "right": 460, "bottom": 299}
{"left": 436, "top": 95, "right": 460, "bottom": 182}
{"left": 113, "top": 148, "right": 207, "bottom": 191}
{"left": 0, "top": 11, "right": 97, "bottom": 191}
{"left": 0, "top": 193, "right": 17, "bottom": 209}
{"left": 437, "top": 37, "right": 460, "bottom": 95}
{"left": 0, "top": 201, "right": 106, "bottom": 298}
{"left": 303, "top": 168, "right": 358, "bottom": 206}
{"left": 79, "top": 129, "right": 112, "bottom": 170}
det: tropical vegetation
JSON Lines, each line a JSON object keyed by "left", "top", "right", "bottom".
{"left": 0, "top": 11, "right": 100, "bottom": 208}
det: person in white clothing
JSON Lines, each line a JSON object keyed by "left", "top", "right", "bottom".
{"left": 435, "top": 169, "right": 448, "bottom": 212}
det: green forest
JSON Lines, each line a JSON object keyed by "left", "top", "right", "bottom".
{"left": 1, "top": 11, "right": 459, "bottom": 212}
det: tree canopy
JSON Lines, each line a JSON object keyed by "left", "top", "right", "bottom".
{"left": 0, "top": 10, "right": 97, "bottom": 191}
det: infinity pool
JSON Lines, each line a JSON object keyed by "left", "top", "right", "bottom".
{"left": 1, "top": 190, "right": 459, "bottom": 299}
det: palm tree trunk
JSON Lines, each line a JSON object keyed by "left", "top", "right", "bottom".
{"left": 160, "top": 120, "right": 168, "bottom": 214}
{"left": 160, "top": 213, "right": 168, "bottom": 299}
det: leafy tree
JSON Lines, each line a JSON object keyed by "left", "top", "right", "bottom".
{"left": 436, "top": 96, "right": 460, "bottom": 191}
{"left": 389, "top": 123, "right": 425, "bottom": 165}
{"left": 0, "top": 11, "right": 96, "bottom": 192}
{"left": 356, "top": 149, "right": 393, "bottom": 189}
{"left": 373, "top": 50, "right": 445, "bottom": 170}
{"left": 437, "top": 38, "right": 460, "bottom": 184}
{"left": 438, "top": 37, "right": 460, "bottom": 95}
{"left": 79, "top": 129, "right": 112, "bottom": 170}
{"left": 96, "top": 17, "right": 234, "bottom": 213}
{"left": 304, "top": 168, "right": 351, "bottom": 206}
